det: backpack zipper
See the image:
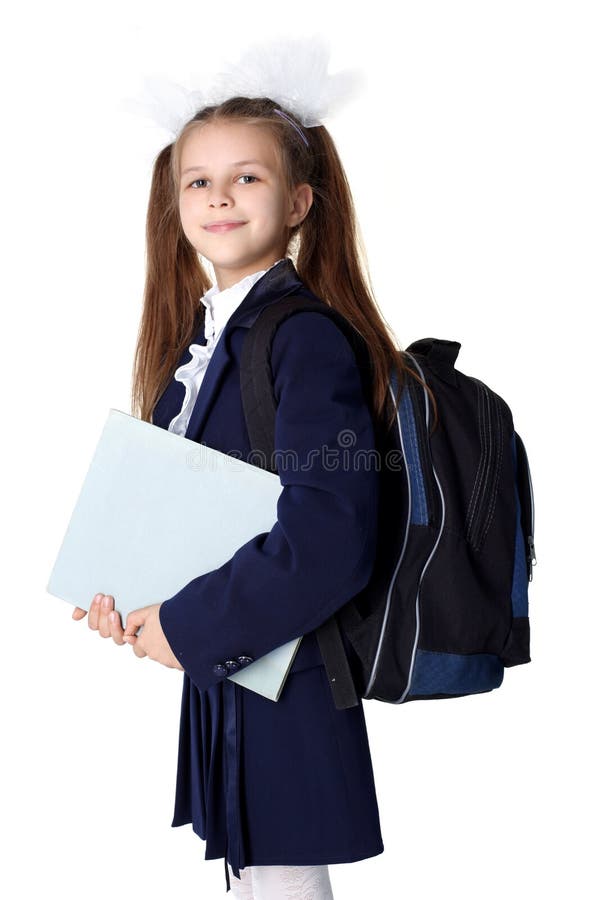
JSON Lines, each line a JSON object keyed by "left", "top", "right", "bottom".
{"left": 366, "top": 356, "right": 445, "bottom": 702}
{"left": 465, "top": 378, "right": 503, "bottom": 552}
{"left": 364, "top": 374, "right": 412, "bottom": 699}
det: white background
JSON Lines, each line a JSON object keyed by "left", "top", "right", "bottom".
{"left": 2, "top": 2, "right": 597, "bottom": 897}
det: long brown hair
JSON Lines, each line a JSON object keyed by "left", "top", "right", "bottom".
{"left": 131, "top": 95, "right": 437, "bottom": 435}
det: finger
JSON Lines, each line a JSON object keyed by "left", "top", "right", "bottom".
{"left": 72, "top": 607, "right": 87, "bottom": 620}
{"left": 123, "top": 623, "right": 144, "bottom": 649}
{"left": 98, "top": 594, "right": 115, "bottom": 638}
{"left": 123, "top": 610, "right": 142, "bottom": 636}
{"left": 88, "top": 593, "right": 103, "bottom": 631}
{"left": 108, "top": 609, "right": 126, "bottom": 645}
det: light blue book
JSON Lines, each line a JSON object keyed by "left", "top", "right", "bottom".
{"left": 47, "top": 409, "right": 303, "bottom": 701}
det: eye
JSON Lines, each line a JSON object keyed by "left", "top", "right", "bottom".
{"left": 187, "top": 174, "right": 259, "bottom": 189}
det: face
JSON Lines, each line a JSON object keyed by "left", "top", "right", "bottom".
{"left": 178, "top": 120, "right": 313, "bottom": 291}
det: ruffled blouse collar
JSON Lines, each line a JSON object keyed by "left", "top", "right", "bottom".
{"left": 200, "top": 258, "right": 286, "bottom": 344}
{"left": 167, "top": 258, "right": 286, "bottom": 437}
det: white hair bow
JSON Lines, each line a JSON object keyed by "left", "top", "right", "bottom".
{"left": 120, "top": 33, "right": 368, "bottom": 141}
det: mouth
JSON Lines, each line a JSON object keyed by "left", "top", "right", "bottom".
{"left": 203, "top": 221, "right": 247, "bottom": 233}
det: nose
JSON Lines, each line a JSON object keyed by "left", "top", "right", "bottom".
{"left": 208, "top": 186, "right": 233, "bottom": 208}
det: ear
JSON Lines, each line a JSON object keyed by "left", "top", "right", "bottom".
{"left": 287, "top": 183, "right": 313, "bottom": 228}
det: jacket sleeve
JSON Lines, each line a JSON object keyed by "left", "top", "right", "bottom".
{"left": 157, "top": 311, "right": 380, "bottom": 691}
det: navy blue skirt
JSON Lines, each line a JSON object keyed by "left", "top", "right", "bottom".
{"left": 172, "top": 635, "right": 384, "bottom": 890}
{"left": 168, "top": 635, "right": 384, "bottom": 893}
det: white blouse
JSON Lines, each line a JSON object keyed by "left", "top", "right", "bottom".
{"left": 167, "top": 258, "right": 286, "bottom": 437}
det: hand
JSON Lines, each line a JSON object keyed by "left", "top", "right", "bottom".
{"left": 72, "top": 593, "right": 127, "bottom": 643}
{"left": 123, "top": 603, "right": 184, "bottom": 671}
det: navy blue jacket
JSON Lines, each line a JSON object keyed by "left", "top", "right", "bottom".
{"left": 152, "top": 257, "right": 384, "bottom": 890}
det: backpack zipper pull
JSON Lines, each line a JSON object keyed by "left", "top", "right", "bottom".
{"left": 527, "top": 535, "right": 537, "bottom": 581}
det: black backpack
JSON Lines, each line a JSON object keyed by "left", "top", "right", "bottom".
{"left": 240, "top": 295, "right": 536, "bottom": 710}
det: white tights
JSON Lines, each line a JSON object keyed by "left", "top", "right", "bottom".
{"left": 227, "top": 863, "right": 334, "bottom": 899}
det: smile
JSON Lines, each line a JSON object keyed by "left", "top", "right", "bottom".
{"left": 204, "top": 222, "right": 247, "bottom": 234}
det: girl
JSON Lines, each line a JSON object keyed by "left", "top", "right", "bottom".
{"left": 72, "top": 93, "right": 413, "bottom": 897}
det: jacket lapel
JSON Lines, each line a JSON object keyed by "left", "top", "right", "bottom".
{"left": 184, "top": 257, "right": 306, "bottom": 442}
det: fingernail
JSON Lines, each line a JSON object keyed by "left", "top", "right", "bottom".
{"left": 109, "top": 611, "right": 115, "bottom": 623}
{"left": 102, "top": 595, "right": 111, "bottom": 608}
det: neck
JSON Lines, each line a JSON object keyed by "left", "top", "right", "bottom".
{"left": 212, "top": 254, "right": 286, "bottom": 292}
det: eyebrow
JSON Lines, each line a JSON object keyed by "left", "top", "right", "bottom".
{"left": 181, "top": 159, "right": 270, "bottom": 176}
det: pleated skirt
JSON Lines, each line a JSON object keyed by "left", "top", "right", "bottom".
{"left": 169, "top": 654, "right": 385, "bottom": 892}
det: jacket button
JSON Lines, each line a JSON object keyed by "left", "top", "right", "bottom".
{"left": 237, "top": 656, "right": 254, "bottom": 666}
{"left": 213, "top": 663, "right": 228, "bottom": 677}
{"left": 225, "top": 659, "right": 241, "bottom": 673}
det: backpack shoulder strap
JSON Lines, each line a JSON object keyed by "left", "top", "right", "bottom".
{"left": 240, "top": 293, "right": 369, "bottom": 708}
{"left": 240, "top": 294, "right": 372, "bottom": 474}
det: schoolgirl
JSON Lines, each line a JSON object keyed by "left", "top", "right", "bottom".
{"left": 73, "top": 42, "right": 413, "bottom": 898}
